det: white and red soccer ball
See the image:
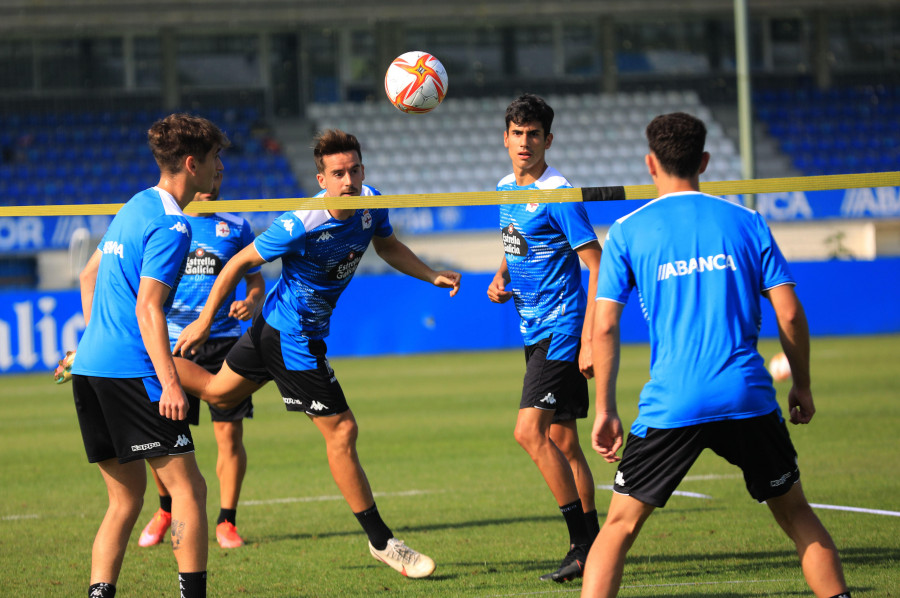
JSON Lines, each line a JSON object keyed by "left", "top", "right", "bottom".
{"left": 384, "top": 51, "right": 448, "bottom": 114}
{"left": 768, "top": 351, "right": 792, "bottom": 382}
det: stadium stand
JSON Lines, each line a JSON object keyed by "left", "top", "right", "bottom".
{"left": 0, "top": 106, "right": 304, "bottom": 206}
{"left": 755, "top": 84, "right": 900, "bottom": 176}
{"left": 307, "top": 90, "right": 744, "bottom": 193}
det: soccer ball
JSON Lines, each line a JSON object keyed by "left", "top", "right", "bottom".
{"left": 768, "top": 351, "right": 792, "bottom": 382}
{"left": 384, "top": 51, "right": 448, "bottom": 114}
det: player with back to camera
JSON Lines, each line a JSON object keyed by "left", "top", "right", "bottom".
{"left": 170, "top": 128, "right": 460, "bottom": 579}
{"left": 67, "top": 113, "right": 228, "bottom": 598}
{"left": 137, "top": 169, "right": 265, "bottom": 551}
{"left": 487, "top": 94, "right": 603, "bottom": 583}
{"left": 581, "top": 112, "right": 851, "bottom": 598}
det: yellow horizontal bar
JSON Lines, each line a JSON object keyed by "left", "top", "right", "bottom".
{"left": 1, "top": 171, "right": 897, "bottom": 217}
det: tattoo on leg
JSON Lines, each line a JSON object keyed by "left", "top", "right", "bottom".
{"left": 171, "top": 518, "right": 186, "bottom": 550}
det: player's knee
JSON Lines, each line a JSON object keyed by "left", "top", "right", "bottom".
{"left": 513, "top": 424, "right": 539, "bottom": 450}
{"left": 327, "top": 416, "right": 360, "bottom": 450}
{"left": 110, "top": 492, "right": 144, "bottom": 519}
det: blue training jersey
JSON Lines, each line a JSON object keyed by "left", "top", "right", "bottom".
{"left": 498, "top": 166, "right": 598, "bottom": 345}
{"left": 72, "top": 187, "right": 192, "bottom": 378}
{"left": 254, "top": 185, "right": 392, "bottom": 339}
{"left": 167, "top": 211, "right": 260, "bottom": 344}
{"left": 596, "top": 191, "right": 795, "bottom": 436}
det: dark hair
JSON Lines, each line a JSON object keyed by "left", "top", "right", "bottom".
{"left": 505, "top": 93, "right": 554, "bottom": 136}
{"left": 148, "top": 113, "right": 229, "bottom": 174}
{"left": 645, "top": 112, "right": 707, "bottom": 179}
{"left": 313, "top": 129, "right": 362, "bottom": 173}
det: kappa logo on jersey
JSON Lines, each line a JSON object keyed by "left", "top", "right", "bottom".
{"left": 215, "top": 220, "right": 231, "bottom": 237}
{"left": 281, "top": 218, "right": 295, "bottom": 237}
{"left": 615, "top": 470, "right": 626, "bottom": 487}
{"left": 102, "top": 240, "right": 124, "bottom": 258}
{"left": 317, "top": 231, "right": 334, "bottom": 242}
{"left": 656, "top": 254, "right": 738, "bottom": 281}
{"left": 361, "top": 210, "right": 373, "bottom": 230}
{"left": 328, "top": 250, "right": 364, "bottom": 281}
{"left": 184, "top": 247, "right": 223, "bottom": 275}
{"left": 173, "top": 434, "right": 191, "bottom": 448}
{"left": 309, "top": 400, "right": 327, "bottom": 412}
{"left": 170, "top": 221, "right": 189, "bottom": 235}
{"left": 526, "top": 203, "right": 539, "bottom": 212}
{"left": 501, "top": 223, "right": 528, "bottom": 256}
{"left": 539, "top": 392, "right": 556, "bottom": 406}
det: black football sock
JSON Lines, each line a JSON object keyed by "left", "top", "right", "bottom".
{"left": 217, "top": 508, "right": 237, "bottom": 526}
{"left": 829, "top": 593, "right": 852, "bottom": 598}
{"left": 178, "top": 571, "right": 206, "bottom": 598}
{"left": 584, "top": 509, "right": 601, "bottom": 542}
{"left": 354, "top": 503, "right": 393, "bottom": 550}
{"left": 159, "top": 494, "right": 172, "bottom": 514}
{"left": 560, "top": 499, "right": 591, "bottom": 547}
{"left": 88, "top": 582, "right": 116, "bottom": 597}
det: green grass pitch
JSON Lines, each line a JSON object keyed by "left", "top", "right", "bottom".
{"left": 1, "top": 335, "right": 898, "bottom": 596}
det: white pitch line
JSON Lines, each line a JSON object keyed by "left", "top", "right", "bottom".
{"left": 598, "top": 484, "right": 900, "bottom": 516}
{"left": 810, "top": 503, "right": 900, "bottom": 517}
{"left": 1, "top": 514, "right": 39, "bottom": 521}
{"left": 597, "top": 485, "right": 713, "bottom": 500}
{"left": 242, "top": 489, "right": 438, "bottom": 507}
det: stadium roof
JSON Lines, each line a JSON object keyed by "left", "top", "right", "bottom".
{"left": 0, "top": 0, "right": 895, "bottom": 34}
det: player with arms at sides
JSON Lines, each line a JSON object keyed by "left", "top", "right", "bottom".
{"left": 67, "top": 113, "right": 228, "bottom": 598}
{"left": 581, "top": 112, "right": 851, "bottom": 598}
{"left": 137, "top": 169, "right": 265, "bottom": 551}
{"left": 171, "top": 129, "right": 460, "bottom": 579}
{"left": 487, "top": 94, "right": 603, "bottom": 583}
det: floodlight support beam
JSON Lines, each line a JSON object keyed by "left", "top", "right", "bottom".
{"left": 734, "top": 0, "right": 756, "bottom": 209}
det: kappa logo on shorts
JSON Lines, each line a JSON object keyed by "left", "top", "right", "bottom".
{"left": 539, "top": 392, "right": 556, "bottom": 406}
{"left": 309, "top": 400, "right": 327, "bottom": 411}
{"left": 131, "top": 441, "right": 161, "bottom": 452}
{"left": 173, "top": 434, "right": 191, "bottom": 448}
{"left": 615, "top": 470, "right": 626, "bottom": 487}
{"left": 769, "top": 471, "right": 793, "bottom": 487}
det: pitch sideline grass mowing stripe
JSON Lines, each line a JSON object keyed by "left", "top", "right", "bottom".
{"left": 474, "top": 578, "right": 800, "bottom": 597}
{"left": 242, "top": 488, "right": 438, "bottom": 506}
{"left": 2, "top": 171, "right": 897, "bottom": 217}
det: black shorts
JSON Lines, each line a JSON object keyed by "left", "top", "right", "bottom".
{"left": 225, "top": 314, "right": 349, "bottom": 417}
{"left": 520, "top": 334, "right": 589, "bottom": 423}
{"left": 181, "top": 336, "right": 254, "bottom": 425}
{"left": 72, "top": 374, "right": 195, "bottom": 464}
{"left": 613, "top": 409, "right": 799, "bottom": 508}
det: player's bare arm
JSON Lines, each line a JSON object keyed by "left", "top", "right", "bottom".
{"left": 372, "top": 233, "right": 461, "bottom": 296}
{"left": 136, "top": 277, "right": 189, "bottom": 421}
{"left": 79, "top": 250, "right": 102, "bottom": 325}
{"left": 764, "top": 284, "right": 815, "bottom": 424}
{"left": 228, "top": 271, "right": 265, "bottom": 321}
{"left": 175, "top": 243, "right": 267, "bottom": 356}
{"left": 576, "top": 241, "right": 603, "bottom": 379}
{"left": 487, "top": 255, "right": 513, "bottom": 303}
{"left": 591, "top": 299, "right": 625, "bottom": 462}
